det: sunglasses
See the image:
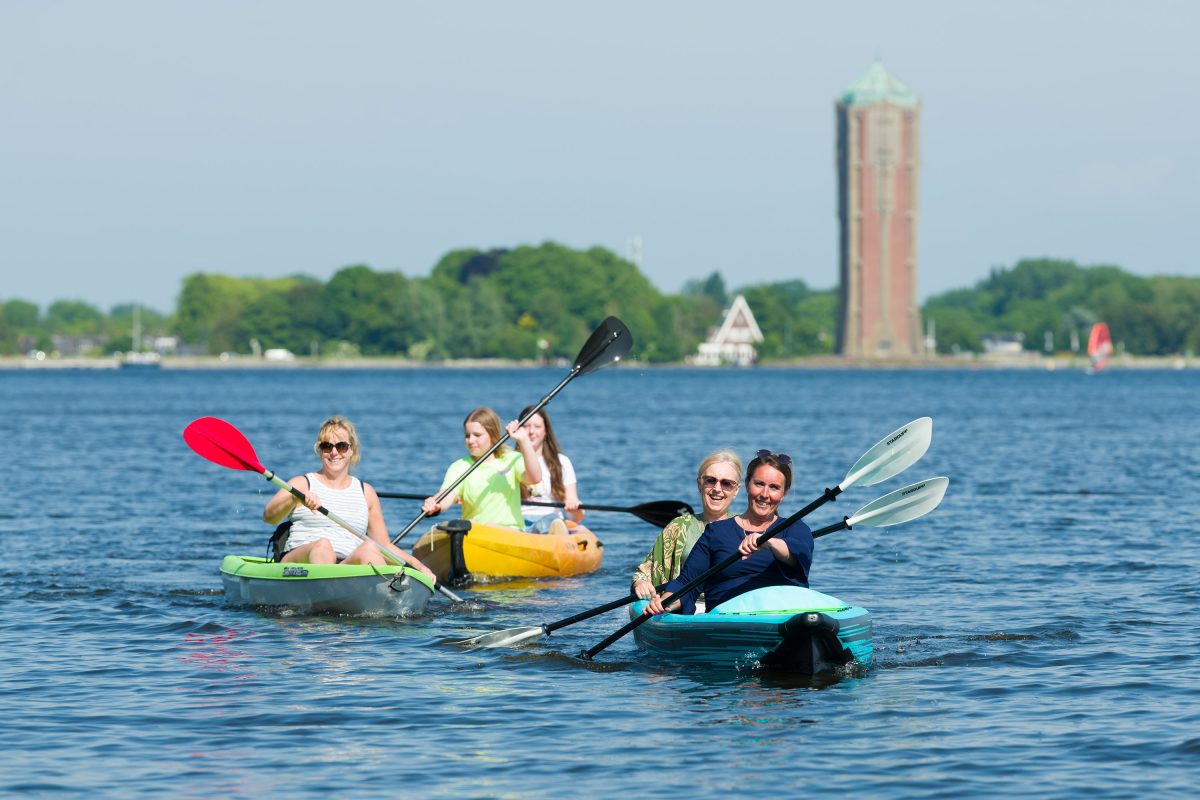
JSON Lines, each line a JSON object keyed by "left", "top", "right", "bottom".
{"left": 700, "top": 476, "right": 739, "bottom": 491}
{"left": 755, "top": 449, "right": 792, "bottom": 466}
{"left": 318, "top": 440, "right": 352, "bottom": 454}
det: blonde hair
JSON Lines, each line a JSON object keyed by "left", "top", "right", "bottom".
{"left": 464, "top": 407, "right": 508, "bottom": 458}
{"left": 695, "top": 449, "right": 743, "bottom": 483}
{"left": 313, "top": 415, "right": 362, "bottom": 467}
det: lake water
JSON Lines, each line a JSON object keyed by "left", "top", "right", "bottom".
{"left": 2, "top": 366, "right": 1197, "bottom": 798}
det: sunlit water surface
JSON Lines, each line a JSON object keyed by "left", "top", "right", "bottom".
{"left": 3, "top": 367, "right": 1197, "bottom": 797}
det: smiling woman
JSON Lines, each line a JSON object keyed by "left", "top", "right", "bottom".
{"left": 631, "top": 449, "right": 743, "bottom": 599}
{"left": 261, "top": 415, "right": 435, "bottom": 580}
{"left": 641, "top": 450, "right": 811, "bottom": 616}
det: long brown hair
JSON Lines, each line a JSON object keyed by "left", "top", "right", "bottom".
{"left": 520, "top": 406, "right": 565, "bottom": 500}
{"left": 464, "top": 407, "right": 508, "bottom": 459}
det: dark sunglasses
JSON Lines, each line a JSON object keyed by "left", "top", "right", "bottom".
{"left": 755, "top": 449, "right": 792, "bottom": 466}
{"left": 318, "top": 440, "right": 352, "bottom": 454}
{"left": 700, "top": 476, "right": 739, "bottom": 491}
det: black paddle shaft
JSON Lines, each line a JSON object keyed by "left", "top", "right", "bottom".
{"left": 377, "top": 492, "right": 691, "bottom": 528}
{"left": 544, "top": 583, "right": 669, "bottom": 636}
{"left": 579, "top": 485, "right": 842, "bottom": 660}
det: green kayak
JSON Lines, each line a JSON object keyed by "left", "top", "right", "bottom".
{"left": 220, "top": 556, "right": 435, "bottom": 616}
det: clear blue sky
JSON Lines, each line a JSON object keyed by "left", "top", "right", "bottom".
{"left": 2, "top": 1, "right": 1195, "bottom": 313}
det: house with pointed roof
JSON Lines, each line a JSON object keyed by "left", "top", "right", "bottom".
{"left": 692, "top": 294, "right": 764, "bottom": 366}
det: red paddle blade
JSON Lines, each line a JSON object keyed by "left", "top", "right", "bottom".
{"left": 183, "top": 417, "right": 266, "bottom": 474}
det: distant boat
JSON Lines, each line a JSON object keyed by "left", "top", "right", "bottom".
{"left": 1086, "top": 322, "right": 1113, "bottom": 374}
{"left": 121, "top": 350, "right": 161, "bottom": 369}
{"left": 121, "top": 304, "right": 162, "bottom": 370}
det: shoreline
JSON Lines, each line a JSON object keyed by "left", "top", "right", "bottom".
{"left": 1, "top": 354, "right": 1194, "bottom": 371}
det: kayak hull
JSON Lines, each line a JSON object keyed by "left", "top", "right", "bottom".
{"left": 412, "top": 521, "right": 603, "bottom": 583}
{"left": 629, "top": 586, "right": 872, "bottom": 674}
{"left": 219, "top": 556, "right": 435, "bottom": 616}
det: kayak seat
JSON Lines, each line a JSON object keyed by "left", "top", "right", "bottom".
{"left": 435, "top": 519, "right": 473, "bottom": 587}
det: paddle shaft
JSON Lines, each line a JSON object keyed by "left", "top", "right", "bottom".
{"left": 579, "top": 486, "right": 840, "bottom": 660}
{"left": 382, "top": 490, "right": 654, "bottom": 512}
{"left": 265, "top": 470, "right": 464, "bottom": 603}
{"left": 377, "top": 491, "right": 691, "bottom": 528}
{"left": 543, "top": 583, "right": 669, "bottom": 636}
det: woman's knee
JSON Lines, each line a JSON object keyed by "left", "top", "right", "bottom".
{"left": 343, "top": 542, "right": 383, "bottom": 566}
{"left": 307, "top": 539, "right": 336, "bottom": 563}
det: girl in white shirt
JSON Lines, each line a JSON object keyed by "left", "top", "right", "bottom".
{"left": 519, "top": 406, "right": 584, "bottom": 533}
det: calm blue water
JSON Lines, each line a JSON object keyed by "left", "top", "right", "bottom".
{"left": 3, "top": 366, "right": 1197, "bottom": 798}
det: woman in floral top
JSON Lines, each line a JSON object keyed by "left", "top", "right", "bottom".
{"left": 631, "top": 449, "right": 743, "bottom": 599}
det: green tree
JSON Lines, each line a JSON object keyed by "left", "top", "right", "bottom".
{"left": 739, "top": 280, "right": 837, "bottom": 358}
{"left": 0, "top": 299, "right": 40, "bottom": 354}
{"left": 44, "top": 300, "right": 105, "bottom": 336}
{"left": 920, "top": 258, "right": 1200, "bottom": 355}
{"left": 683, "top": 271, "right": 729, "bottom": 309}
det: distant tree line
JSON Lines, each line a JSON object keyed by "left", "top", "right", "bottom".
{"left": 0, "top": 242, "right": 837, "bottom": 362}
{"left": 923, "top": 258, "right": 1200, "bottom": 356}
{"left": 0, "top": 299, "right": 167, "bottom": 356}
{"left": 4, "top": 248, "right": 1194, "bottom": 360}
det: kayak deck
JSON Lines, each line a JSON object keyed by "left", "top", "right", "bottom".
{"left": 413, "top": 520, "right": 603, "bottom": 583}
{"left": 220, "top": 555, "right": 435, "bottom": 617}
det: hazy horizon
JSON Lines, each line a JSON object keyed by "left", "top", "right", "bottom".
{"left": 3, "top": 1, "right": 1196, "bottom": 314}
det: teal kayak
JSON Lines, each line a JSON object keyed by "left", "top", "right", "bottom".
{"left": 629, "top": 586, "right": 872, "bottom": 673}
{"left": 220, "top": 556, "right": 435, "bottom": 617}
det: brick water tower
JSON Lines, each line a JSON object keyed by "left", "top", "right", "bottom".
{"left": 836, "top": 62, "right": 924, "bottom": 358}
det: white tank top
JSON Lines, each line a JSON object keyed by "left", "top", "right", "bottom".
{"left": 285, "top": 474, "right": 369, "bottom": 558}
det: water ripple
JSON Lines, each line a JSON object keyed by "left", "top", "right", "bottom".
{"left": 2, "top": 368, "right": 1198, "bottom": 798}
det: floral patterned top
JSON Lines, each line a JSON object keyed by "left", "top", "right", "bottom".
{"left": 631, "top": 512, "right": 732, "bottom": 588}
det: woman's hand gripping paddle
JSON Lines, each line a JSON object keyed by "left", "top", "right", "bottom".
{"left": 389, "top": 316, "right": 633, "bottom": 545}
{"left": 183, "top": 416, "right": 465, "bottom": 603}
{"left": 578, "top": 417, "right": 936, "bottom": 660}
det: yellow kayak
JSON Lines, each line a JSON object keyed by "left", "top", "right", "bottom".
{"left": 412, "top": 520, "right": 603, "bottom": 583}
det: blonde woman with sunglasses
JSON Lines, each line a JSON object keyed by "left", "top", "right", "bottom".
{"left": 263, "top": 415, "right": 435, "bottom": 580}
{"left": 642, "top": 450, "right": 813, "bottom": 616}
{"left": 631, "top": 449, "right": 743, "bottom": 600}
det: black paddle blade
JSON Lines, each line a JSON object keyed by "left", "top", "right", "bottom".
{"left": 631, "top": 500, "right": 695, "bottom": 528}
{"left": 574, "top": 316, "right": 632, "bottom": 376}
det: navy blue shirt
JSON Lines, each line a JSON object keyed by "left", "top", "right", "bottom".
{"left": 661, "top": 515, "right": 813, "bottom": 614}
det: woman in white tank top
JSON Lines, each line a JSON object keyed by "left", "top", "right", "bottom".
{"left": 518, "top": 406, "right": 584, "bottom": 533}
{"left": 262, "top": 415, "right": 435, "bottom": 581}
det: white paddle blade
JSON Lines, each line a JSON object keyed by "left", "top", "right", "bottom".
{"left": 839, "top": 417, "right": 932, "bottom": 490}
{"left": 845, "top": 476, "right": 948, "bottom": 528}
{"left": 456, "top": 626, "right": 545, "bottom": 649}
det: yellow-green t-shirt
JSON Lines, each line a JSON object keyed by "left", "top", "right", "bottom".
{"left": 440, "top": 450, "right": 527, "bottom": 528}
